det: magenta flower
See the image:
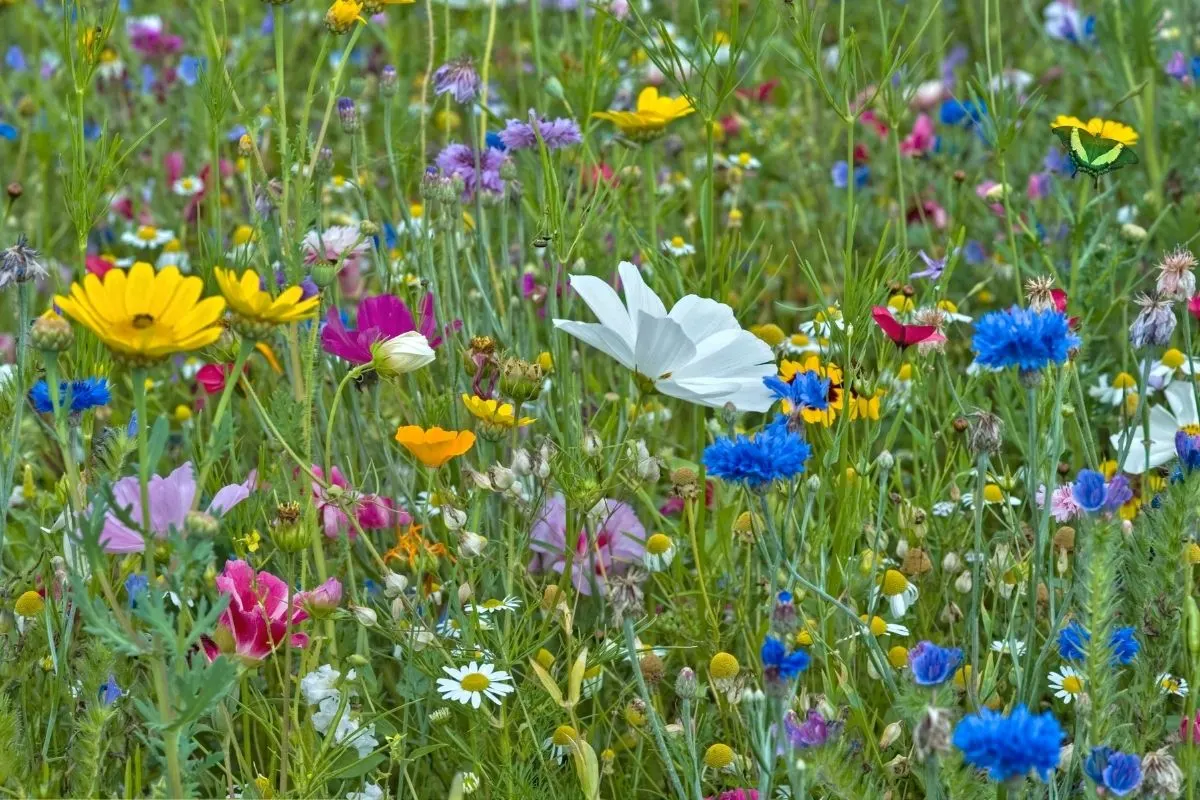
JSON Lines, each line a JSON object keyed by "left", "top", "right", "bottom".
{"left": 127, "top": 16, "right": 183, "bottom": 58}
{"left": 321, "top": 293, "right": 444, "bottom": 364}
{"left": 900, "top": 114, "right": 936, "bottom": 157}
{"left": 97, "top": 463, "right": 252, "bottom": 553}
{"left": 310, "top": 465, "right": 409, "bottom": 538}
{"left": 295, "top": 577, "right": 343, "bottom": 617}
{"left": 214, "top": 560, "right": 309, "bottom": 661}
{"left": 528, "top": 494, "right": 646, "bottom": 596}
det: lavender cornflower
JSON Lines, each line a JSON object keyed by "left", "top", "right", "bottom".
{"left": 498, "top": 114, "right": 582, "bottom": 151}
{"left": 910, "top": 250, "right": 946, "bottom": 281}
{"left": 1129, "top": 293, "right": 1176, "bottom": 349}
{"left": 337, "top": 97, "right": 360, "bottom": 134}
{"left": 1156, "top": 247, "right": 1197, "bottom": 300}
{"left": 782, "top": 708, "right": 830, "bottom": 749}
{"left": 0, "top": 235, "right": 47, "bottom": 289}
{"left": 432, "top": 57, "right": 480, "bottom": 104}
{"left": 434, "top": 143, "right": 508, "bottom": 201}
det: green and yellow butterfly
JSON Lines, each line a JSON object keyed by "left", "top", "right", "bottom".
{"left": 1051, "top": 125, "right": 1138, "bottom": 187}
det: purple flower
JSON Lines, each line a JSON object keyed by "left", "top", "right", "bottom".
{"left": 784, "top": 709, "right": 830, "bottom": 749}
{"left": 910, "top": 250, "right": 946, "bottom": 281}
{"left": 1166, "top": 51, "right": 1190, "bottom": 81}
{"left": 432, "top": 57, "right": 480, "bottom": 104}
{"left": 499, "top": 114, "right": 583, "bottom": 151}
{"left": 435, "top": 143, "right": 508, "bottom": 200}
{"left": 321, "top": 293, "right": 445, "bottom": 364}
{"left": 1102, "top": 474, "right": 1133, "bottom": 512}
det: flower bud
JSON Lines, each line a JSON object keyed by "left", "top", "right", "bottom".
{"left": 879, "top": 720, "right": 903, "bottom": 750}
{"left": 31, "top": 314, "right": 74, "bottom": 352}
{"left": 380, "top": 65, "right": 398, "bottom": 96}
{"left": 488, "top": 464, "right": 515, "bottom": 490}
{"left": 942, "top": 552, "right": 962, "bottom": 572}
{"left": 510, "top": 448, "right": 533, "bottom": 476}
{"left": 675, "top": 666, "right": 698, "bottom": 699}
{"left": 185, "top": 510, "right": 219, "bottom": 538}
{"left": 498, "top": 357, "right": 544, "bottom": 402}
{"left": 583, "top": 429, "right": 602, "bottom": 456}
{"left": 383, "top": 571, "right": 408, "bottom": 597}
{"left": 441, "top": 505, "right": 467, "bottom": 530}
{"left": 457, "top": 530, "right": 487, "bottom": 558}
{"left": 372, "top": 332, "right": 436, "bottom": 377}
{"left": 270, "top": 501, "right": 310, "bottom": 553}
{"left": 913, "top": 707, "right": 952, "bottom": 762}
{"left": 350, "top": 605, "right": 378, "bottom": 626}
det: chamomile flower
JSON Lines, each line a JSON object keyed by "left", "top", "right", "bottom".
{"left": 961, "top": 483, "right": 1022, "bottom": 509}
{"left": 1089, "top": 372, "right": 1138, "bottom": 406}
{"left": 726, "top": 151, "right": 761, "bottom": 171}
{"left": 436, "top": 661, "right": 514, "bottom": 709}
{"left": 1048, "top": 665, "right": 1086, "bottom": 704}
{"left": 873, "top": 569, "right": 919, "bottom": 617}
{"left": 155, "top": 239, "right": 190, "bottom": 272}
{"left": 800, "top": 305, "right": 847, "bottom": 339}
{"left": 437, "top": 616, "right": 492, "bottom": 638}
{"left": 934, "top": 299, "right": 972, "bottom": 323}
{"left": 327, "top": 174, "right": 356, "bottom": 194}
{"left": 990, "top": 639, "right": 1028, "bottom": 657}
{"left": 643, "top": 533, "right": 676, "bottom": 571}
{"left": 171, "top": 176, "right": 204, "bottom": 197}
{"left": 782, "top": 332, "right": 824, "bottom": 356}
{"left": 1163, "top": 347, "right": 1200, "bottom": 376}
{"left": 1157, "top": 672, "right": 1189, "bottom": 697}
{"left": 121, "top": 224, "right": 175, "bottom": 249}
{"left": 661, "top": 235, "right": 696, "bottom": 257}
{"left": 855, "top": 614, "right": 909, "bottom": 639}
{"left": 543, "top": 724, "right": 579, "bottom": 765}
{"left": 465, "top": 596, "right": 521, "bottom": 614}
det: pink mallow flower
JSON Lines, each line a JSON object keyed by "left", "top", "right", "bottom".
{"left": 321, "top": 293, "right": 445, "bottom": 365}
{"left": 529, "top": 494, "right": 646, "bottom": 596}
{"left": 213, "top": 560, "right": 309, "bottom": 661}
{"left": 98, "top": 463, "right": 252, "bottom": 553}
{"left": 310, "top": 465, "right": 408, "bottom": 538}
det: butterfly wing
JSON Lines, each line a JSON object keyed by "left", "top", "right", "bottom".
{"left": 1064, "top": 127, "right": 1137, "bottom": 177}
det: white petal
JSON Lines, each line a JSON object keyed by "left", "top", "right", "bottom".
{"left": 673, "top": 376, "right": 776, "bottom": 412}
{"left": 656, "top": 377, "right": 740, "bottom": 407}
{"left": 553, "top": 320, "right": 635, "bottom": 369}
{"left": 670, "top": 329, "right": 774, "bottom": 381}
{"left": 634, "top": 312, "right": 696, "bottom": 378}
{"left": 617, "top": 261, "right": 667, "bottom": 333}
{"left": 1165, "top": 381, "right": 1198, "bottom": 425}
{"left": 667, "top": 294, "right": 739, "bottom": 342}
{"left": 567, "top": 274, "right": 634, "bottom": 350}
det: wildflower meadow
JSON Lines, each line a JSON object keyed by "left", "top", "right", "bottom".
{"left": 3, "top": 0, "right": 1200, "bottom": 797}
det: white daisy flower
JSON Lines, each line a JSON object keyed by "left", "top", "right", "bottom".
{"left": 843, "top": 615, "right": 908, "bottom": 642}
{"left": 1048, "top": 665, "right": 1086, "bottom": 704}
{"left": 1089, "top": 372, "right": 1138, "bottom": 407}
{"left": 542, "top": 724, "right": 579, "bottom": 765}
{"left": 872, "top": 569, "right": 919, "bottom": 617}
{"left": 961, "top": 484, "right": 1021, "bottom": 509}
{"left": 553, "top": 261, "right": 776, "bottom": 412}
{"left": 728, "top": 151, "right": 761, "bottom": 170}
{"left": 464, "top": 596, "right": 521, "bottom": 614}
{"left": 155, "top": 239, "right": 190, "bottom": 272}
{"left": 643, "top": 533, "right": 676, "bottom": 572}
{"left": 436, "top": 661, "right": 515, "bottom": 709}
{"left": 990, "top": 639, "right": 1027, "bottom": 657}
{"left": 121, "top": 225, "right": 175, "bottom": 249}
{"left": 932, "top": 299, "right": 971, "bottom": 323}
{"left": 781, "top": 332, "right": 825, "bottom": 356}
{"left": 1112, "top": 381, "right": 1199, "bottom": 473}
{"left": 171, "top": 176, "right": 204, "bottom": 197}
{"left": 799, "top": 305, "right": 847, "bottom": 339}
{"left": 1157, "top": 672, "right": 1189, "bottom": 697}
{"left": 328, "top": 174, "right": 357, "bottom": 194}
{"left": 346, "top": 782, "right": 383, "bottom": 800}
{"left": 437, "top": 616, "right": 491, "bottom": 639}
{"left": 661, "top": 236, "right": 696, "bottom": 257}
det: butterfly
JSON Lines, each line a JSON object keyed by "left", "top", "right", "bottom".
{"left": 871, "top": 306, "right": 938, "bottom": 349}
{"left": 1052, "top": 125, "right": 1139, "bottom": 188}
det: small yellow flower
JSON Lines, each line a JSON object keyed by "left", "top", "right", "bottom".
{"left": 537, "top": 351, "right": 554, "bottom": 373}
{"left": 750, "top": 323, "right": 786, "bottom": 347}
{"left": 953, "top": 665, "right": 974, "bottom": 690}
{"left": 461, "top": 394, "right": 535, "bottom": 429}
{"left": 1186, "top": 542, "right": 1200, "bottom": 565}
{"left": 214, "top": 267, "right": 320, "bottom": 330}
{"left": 887, "top": 294, "right": 915, "bottom": 314}
{"left": 709, "top": 652, "right": 740, "bottom": 681}
{"left": 231, "top": 225, "right": 256, "bottom": 246}
{"left": 592, "top": 87, "right": 695, "bottom": 141}
{"left": 703, "top": 743, "right": 735, "bottom": 770}
{"left": 325, "top": 0, "right": 365, "bottom": 33}
{"left": 14, "top": 590, "right": 44, "bottom": 617}
{"left": 239, "top": 529, "right": 262, "bottom": 554}
{"left": 173, "top": 404, "right": 193, "bottom": 422}
{"left": 1050, "top": 115, "right": 1139, "bottom": 146}
{"left": 887, "top": 645, "right": 908, "bottom": 669}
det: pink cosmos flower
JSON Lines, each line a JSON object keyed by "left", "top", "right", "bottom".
{"left": 98, "top": 463, "right": 253, "bottom": 553}
{"left": 214, "top": 560, "right": 309, "bottom": 661}
{"left": 127, "top": 15, "right": 183, "bottom": 58}
{"left": 529, "top": 494, "right": 647, "bottom": 596}
{"left": 310, "top": 465, "right": 409, "bottom": 538}
{"left": 302, "top": 225, "right": 370, "bottom": 278}
{"left": 321, "top": 293, "right": 445, "bottom": 364}
{"left": 900, "top": 114, "right": 936, "bottom": 157}
{"left": 295, "top": 577, "right": 343, "bottom": 616}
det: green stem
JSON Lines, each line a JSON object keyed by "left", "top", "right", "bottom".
{"left": 621, "top": 617, "right": 688, "bottom": 800}
{"left": 274, "top": 15, "right": 290, "bottom": 238}
{"left": 325, "top": 364, "right": 370, "bottom": 476}
{"left": 195, "top": 338, "right": 254, "bottom": 502}
{"left": 0, "top": 283, "right": 31, "bottom": 569}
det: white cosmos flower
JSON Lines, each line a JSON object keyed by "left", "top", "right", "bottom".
{"left": 372, "top": 332, "right": 435, "bottom": 376}
{"left": 436, "top": 661, "right": 514, "bottom": 709}
{"left": 553, "top": 261, "right": 775, "bottom": 412}
{"left": 1112, "top": 380, "right": 1199, "bottom": 473}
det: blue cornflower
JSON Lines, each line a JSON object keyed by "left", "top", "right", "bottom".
{"left": 0, "top": 122, "right": 17, "bottom": 141}
{"left": 1071, "top": 469, "right": 1107, "bottom": 512}
{"left": 29, "top": 378, "right": 110, "bottom": 414}
{"left": 1057, "top": 621, "right": 1090, "bottom": 660}
{"left": 703, "top": 415, "right": 812, "bottom": 490}
{"left": 831, "top": 160, "right": 868, "bottom": 189}
{"left": 99, "top": 673, "right": 123, "bottom": 706}
{"left": 939, "top": 99, "right": 987, "bottom": 128}
{"left": 764, "top": 371, "right": 830, "bottom": 412}
{"left": 952, "top": 704, "right": 1064, "bottom": 782}
{"left": 1109, "top": 626, "right": 1139, "bottom": 665}
{"left": 1177, "top": 430, "right": 1200, "bottom": 473}
{"left": 485, "top": 131, "right": 507, "bottom": 152}
{"left": 761, "top": 635, "right": 810, "bottom": 681}
{"left": 971, "top": 306, "right": 1079, "bottom": 373}
{"left": 1084, "top": 747, "right": 1142, "bottom": 797}
{"left": 907, "top": 641, "right": 963, "bottom": 686}
{"left": 178, "top": 55, "right": 206, "bottom": 87}
{"left": 124, "top": 574, "right": 149, "bottom": 608}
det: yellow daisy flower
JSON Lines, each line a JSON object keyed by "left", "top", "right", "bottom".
{"left": 214, "top": 267, "right": 320, "bottom": 335}
{"left": 1049, "top": 115, "right": 1139, "bottom": 146}
{"left": 54, "top": 263, "right": 225, "bottom": 365}
{"left": 461, "top": 394, "right": 536, "bottom": 429}
{"left": 592, "top": 87, "right": 695, "bottom": 141}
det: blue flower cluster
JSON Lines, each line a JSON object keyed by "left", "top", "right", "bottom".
{"left": 907, "top": 641, "right": 962, "bottom": 686}
{"left": 703, "top": 415, "right": 812, "bottom": 490}
{"left": 1057, "top": 621, "right": 1139, "bottom": 665}
{"left": 939, "top": 99, "right": 987, "bottom": 128}
{"left": 761, "top": 635, "right": 810, "bottom": 681}
{"left": 29, "top": 378, "right": 110, "bottom": 414}
{"left": 971, "top": 306, "right": 1079, "bottom": 373}
{"left": 764, "top": 371, "right": 830, "bottom": 412}
{"left": 1084, "top": 747, "right": 1142, "bottom": 796}
{"left": 1072, "top": 470, "right": 1132, "bottom": 513}
{"left": 1177, "top": 430, "right": 1200, "bottom": 474}
{"left": 952, "top": 705, "right": 1064, "bottom": 782}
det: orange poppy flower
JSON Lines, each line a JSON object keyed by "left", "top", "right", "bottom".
{"left": 394, "top": 425, "right": 476, "bottom": 468}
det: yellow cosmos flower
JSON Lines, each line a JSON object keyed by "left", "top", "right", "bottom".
{"left": 1050, "top": 115, "right": 1139, "bottom": 146}
{"left": 779, "top": 355, "right": 843, "bottom": 425}
{"left": 395, "top": 425, "right": 476, "bottom": 468}
{"left": 592, "top": 87, "right": 695, "bottom": 141}
{"left": 462, "top": 394, "right": 536, "bottom": 429}
{"left": 214, "top": 267, "right": 320, "bottom": 333}
{"left": 55, "top": 263, "right": 225, "bottom": 365}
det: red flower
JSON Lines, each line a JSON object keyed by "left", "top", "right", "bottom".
{"left": 1188, "top": 294, "right": 1200, "bottom": 321}
{"left": 197, "top": 363, "right": 234, "bottom": 394}
{"left": 86, "top": 255, "right": 114, "bottom": 279}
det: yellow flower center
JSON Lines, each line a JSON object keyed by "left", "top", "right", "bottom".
{"left": 1061, "top": 675, "right": 1083, "bottom": 694}
{"left": 897, "top": 363, "right": 913, "bottom": 381}
{"left": 1182, "top": 424, "right": 1200, "bottom": 436}
{"left": 410, "top": 202, "right": 424, "bottom": 219}
{"left": 163, "top": 239, "right": 182, "bottom": 253}
{"left": 888, "top": 295, "right": 914, "bottom": 313}
{"left": 481, "top": 598, "right": 503, "bottom": 609}
{"left": 887, "top": 645, "right": 908, "bottom": 668}
{"left": 983, "top": 484, "right": 1005, "bottom": 504}
{"left": 866, "top": 615, "right": 888, "bottom": 636}
{"left": 737, "top": 152, "right": 752, "bottom": 166}
{"left": 703, "top": 743, "right": 734, "bottom": 769}
{"left": 132, "top": 313, "right": 156, "bottom": 330}
{"left": 552, "top": 725, "right": 578, "bottom": 746}
{"left": 646, "top": 533, "right": 673, "bottom": 555}
{"left": 936, "top": 299, "right": 959, "bottom": 314}
{"left": 1162, "top": 677, "right": 1180, "bottom": 692}
{"left": 1162, "top": 348, "right": 1186, "bottom": 369}
{"left": 232, "top": 225, "right": 254, "bottom": 246}
{"left": 136, "top": 225, "right": 159, "bottom": 241}
{"left": 670, "top": 236, "right": 685, "bottom": 248}
{"left": 880, "top": 569, "right": 908, "bottom": 597}
{"left": 460, "top": 672, "right": 490, "bottom": 692}
{"left": 1112, "top": 372, "right": 1136, "bottom": 389}
{"left": 14, "top": 590, "right": 44, "bottom": 616}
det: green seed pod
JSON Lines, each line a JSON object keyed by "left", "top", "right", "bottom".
{"left": 1186, "top": 595, "right": 1200, "bottom": 656}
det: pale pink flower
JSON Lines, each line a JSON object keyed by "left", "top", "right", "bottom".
{"left": 900, "top": 114, "right": 936, "bottom": 157}
{"left": 529, "top": 494, "right": 647, "bottom": 596}
{"left": 310, "top": 465, "right": 409, "bottom": 538}
{"left": 295, "top": 577, "right": 343, "bottom": 617}
{"left": 1036, "top": 483, "right": 1081, "bottom": 523}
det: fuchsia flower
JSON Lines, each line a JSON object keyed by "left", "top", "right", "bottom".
{"left": 127, "top": 16, "right": 183, "bottom": 58}
{"left": 900, "top": 114, "right": 936, "bottom": 157}
{"left": 214, "top": 560, "right": 309, "bottom": 661}
{"left": 310, "top": 465, "right": 409, "bottom": 538}
{"left": 322, "top": 293, "right": 444, "bottom": 365}
{"left": 295, "top": 577, "right": 343, "bottom": 617}
{"left": 97, "top": 463, "right": 252, "bottom": 553}
{"left": 528, "top": 494, "right": 647, "bottom": 596}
